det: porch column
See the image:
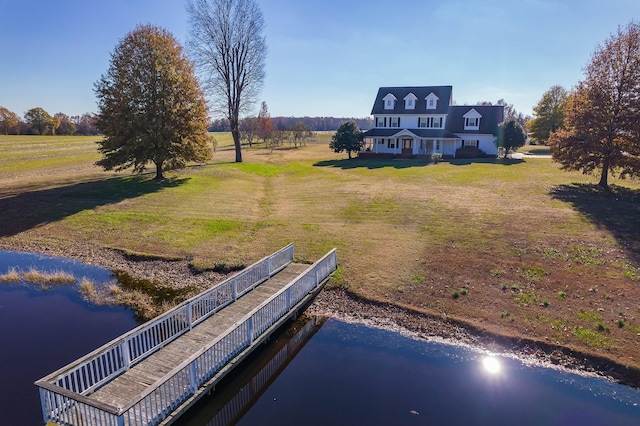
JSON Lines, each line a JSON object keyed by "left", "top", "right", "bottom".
{"left": 394, "top": 138, "right": 398, "bottom": 155}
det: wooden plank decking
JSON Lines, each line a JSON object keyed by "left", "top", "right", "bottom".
{"left": 89, "top": 263, "right": 309, "bottom": 409}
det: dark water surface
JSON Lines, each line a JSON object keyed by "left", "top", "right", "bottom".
{"left": 177, "top": 318, "right": 640, "bottom": 426}
{"left": 2, "top": 251, "right": 640, "bottom": 426}
{"left": 0, "top": 250, "right": 139, "bottom": 425}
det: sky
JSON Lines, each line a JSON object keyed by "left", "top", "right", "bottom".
{"left": 1, "top": 0, "right": 640, "bottom": 119}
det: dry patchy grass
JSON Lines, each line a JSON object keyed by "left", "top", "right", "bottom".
{"left": 1, "top": 266, "right": 75, "bottom": 285}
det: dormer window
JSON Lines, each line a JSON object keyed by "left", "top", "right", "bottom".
{"left": 463, "top": 108, "right": 482, "bottom": 130}
{"left": 426, "top": 92, "right": 439, "bottom": 110}
{"left": 383, "top": 93, "right": 397, "bottom": 110}
{"left": 404, "top": 93, "right": 418, "bottom": 110}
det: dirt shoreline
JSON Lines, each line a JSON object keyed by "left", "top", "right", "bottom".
{"left": 2, "top": 240, "right": 639, "bottom": 389}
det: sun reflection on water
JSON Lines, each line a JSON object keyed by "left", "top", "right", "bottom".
{"left": 482, "top": 356, "right": 502, "bottom": 375}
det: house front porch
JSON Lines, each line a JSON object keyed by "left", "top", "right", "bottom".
{"left": 361, "top": 128, "right": 459, "bottom": 158}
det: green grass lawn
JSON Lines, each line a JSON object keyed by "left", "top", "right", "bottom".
{"left": 2, "top": 134, "right": 640, "bottom": 369}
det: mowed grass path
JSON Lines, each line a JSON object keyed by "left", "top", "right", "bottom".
{"left": 2, "top": 134, "right": 640, "bottom": 370}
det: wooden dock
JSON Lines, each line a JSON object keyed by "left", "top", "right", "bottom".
{"left": 35, "top": 244, "right": 337, "bottom": 426}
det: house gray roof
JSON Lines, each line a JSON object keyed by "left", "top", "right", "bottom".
{"left": 363, "top": 128, "right": 458, "bottom": 139}
{"left": 446, "top": 106, "right": 504, "bottom": 134}
{"left": 370, "top": 86, "right": 453, "bottom": 115}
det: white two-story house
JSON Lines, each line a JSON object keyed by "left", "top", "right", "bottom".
{"left": 361, "top": 86, "right": 504, "bottom": 158}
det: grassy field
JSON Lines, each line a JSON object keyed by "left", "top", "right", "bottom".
{"left": 1, "top": 134, "right": 640, "bottom": 372}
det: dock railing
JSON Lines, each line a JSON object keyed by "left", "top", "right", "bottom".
{"left": 35, "top": 243, "right": 297, "bottom": 425}
{"left": 119, "top": 248, "right": 337, "bottom": 425}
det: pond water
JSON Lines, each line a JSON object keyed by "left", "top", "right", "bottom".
{"left": 2, "top": 250, "right": 639, "bottom": 425}
{"left": 176, "top": 317, "right": 640, "bottom": 426}
{"left": 0, "top": 250, "right": 139, "bottom": 426}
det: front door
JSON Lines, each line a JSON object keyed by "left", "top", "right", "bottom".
{"left": 402, "top": 138, "right": 413, "bottom": 154}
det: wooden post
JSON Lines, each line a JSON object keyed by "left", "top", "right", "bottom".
{"left": 286, "top": 288, "right": 291, "bottom": 311}
{"left": 39, "top": 388, "right": 48, "bottom": 424}
{"left": 232, "top": 278, "right": 237, "bottom": 301}
{"left": 189, "top": 362, "right": 198, "bottom": 394}
{"left": 187, "top": 303, "right": 193, "bottom": 330}
{"left": 121, "top": 340, "right": 131, "bottom": 371}
{"left": 248, "top": 317, "right": 254, "bottom": 344}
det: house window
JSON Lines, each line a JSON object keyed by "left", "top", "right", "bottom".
{"left": 464, "top": 140, "right": 478, "bottom": 148}
{"left": 407, "top": 99, "right": 414, "bottom": 108}
{"left": 465, "top": 117, "right": 479, "bottom": 127}
{"left": 435, "top": 140, "right": 440, "bottom": 150}
{"left": 429, "top": 99, "right": 434, "bottom": 107}
{"left": 377, "top": 139, "right": 384, "bottom": 144}
{"left": 377, "top": 117, "right": 386, "bottom": 127}
{"left": 390, "top": 117, "right": 399, "bottom": 127}
{"left": 421, "top": 117, "right": 443, "bottom": 128}
{"left": 387, "top": 139, "right": 395, "bottom": 149}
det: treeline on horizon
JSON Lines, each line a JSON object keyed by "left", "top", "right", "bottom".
{"left": 209, "top": 116, "right": 374, "bottom": 132}
{"left": 0, "top": 106, "right": 101, "bottom": 136}
{"left": 0, "top": 105, "right": 374, "bottom": 136}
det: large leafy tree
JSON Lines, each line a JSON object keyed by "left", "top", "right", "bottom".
{"left": 549, "top": 22, "right": 640, "bottom": 189}
{"left": 24, "top": 107, "right": 53, "bottom": 135}
{"left": 187, "top": 0, "right": 267, "bottom": 163}
{"left": 95, "top": 24, "right": 211, "bottom": 180}
{"left": 0, "top": 107, "right": 19, "bottom": 134}
{"left": 330, "top": 121, "right": 363, "bottom": 159}
{"left": 529, "top": 85, "right": 568, "bottom": 142}
{"left": 496, "top": 119, "right": 526, "bottom": 155}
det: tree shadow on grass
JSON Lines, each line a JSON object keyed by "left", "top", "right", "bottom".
{"left": 448, "top": 158, "right": 525, "bottom": 166}
{"left": 314, "top": 158, "right": 429, "bottom": 170}
{"left": 526, "top": 148, "right": 551, "bottom": 155}
{"left": 0, "top": 176, "right": 189, "bottom": 238}
{"left": 550, "top": 183, "right": 640, "bottom": 263}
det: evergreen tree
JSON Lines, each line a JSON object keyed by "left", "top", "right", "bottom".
{"left": 330, "top": 121, "right": 364, "bottom": 159}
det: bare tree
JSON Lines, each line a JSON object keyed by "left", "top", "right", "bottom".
{"left": 187, "top": 0, "right": 267, "bottom": 163}
{"left": 239, "top": 116, "right": 259, "bottom": 147}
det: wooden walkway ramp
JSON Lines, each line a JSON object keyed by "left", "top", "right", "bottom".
{"left": 35, "top": 244, "right": 337, "bottom": 426}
